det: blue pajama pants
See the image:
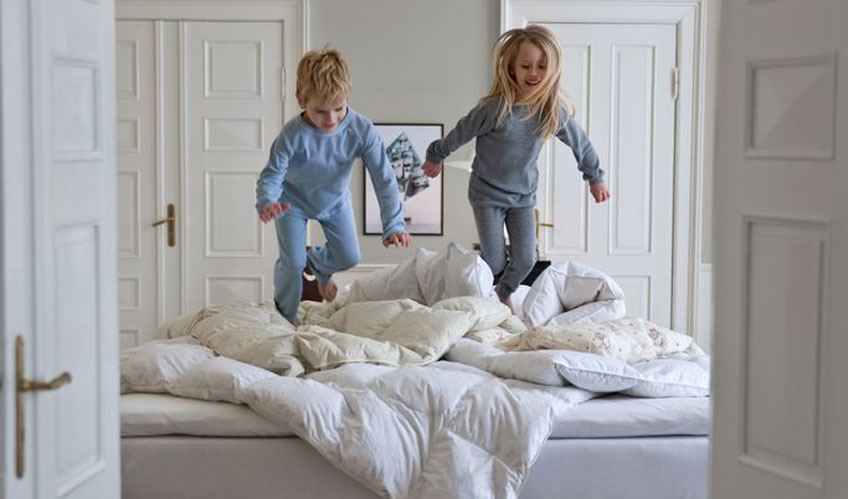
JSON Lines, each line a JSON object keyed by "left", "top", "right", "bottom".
{"left": 273, "top": 201, "right": 360, "bottom": 322}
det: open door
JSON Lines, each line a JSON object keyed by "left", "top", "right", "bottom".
{"left": 1, "top": 0, "right": 120, "bottom": 497}
{"left": 711, "top": 0, "right": 848, "bottom": 497}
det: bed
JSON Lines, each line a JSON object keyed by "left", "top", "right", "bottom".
{"left": 120, "top": 253, "right": 709, "bottom": 498}
{"left": 120, "top": 393, "right": 709, "bottom": 499}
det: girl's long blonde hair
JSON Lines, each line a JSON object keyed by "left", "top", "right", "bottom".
{"left": 486, "top": 25, "right": 573, "bottom": 140}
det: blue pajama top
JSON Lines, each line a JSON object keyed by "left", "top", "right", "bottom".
{"left": 256, "top": 107, "right": 405, "bottom": 238}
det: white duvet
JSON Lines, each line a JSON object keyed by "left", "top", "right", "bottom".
{"left": 121, "top": 297, "right": 579, "bottom": 498}
{"left": 122, "top": 280, "right": 708, "bottom": 498}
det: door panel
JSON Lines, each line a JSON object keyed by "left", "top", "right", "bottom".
{"left": 116, "top": 20, "right": 285, "bottom": 339}
{"left": 711, "top": 0, "right": 848, "bottom": 497}
{"left": 117, "top": 21, "right": 157, "bottom": 348}
{"left": 183, "top": 21, "right": 283, "bottom": 311}
{"left": 539, "top": 23, "right": 677, "bottom": 326}
{"left": 31, "top": 0, "right": 120, "bottom": 497}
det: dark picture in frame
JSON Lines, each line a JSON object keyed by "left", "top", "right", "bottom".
{"left": 364, "top": 123, "right": 444, "bottom": 235}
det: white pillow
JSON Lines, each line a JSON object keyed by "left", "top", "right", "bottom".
{"left": 488, "top": 351, "right": 573, "bottom": 387}
{"left": 416, "top": 243, "right": 498, "bottom": 305}
{"left": 443, "top": 243, "right": 497, "bottom": 301}
{"left": 521, "top": 267, "right": 563, "bottom": 326}
{"left": 692, "top": 354, "right": 711, "bottom": 374}
{"left": 190, "top": 304, "right": 294, "bottom": 358}
{"left": 547, "top": 300, "right": 626, "bottom": 327}
{"left": 120, "top": 342, "right": 215, "bottom": 393}
{"left": 447, "top": 339, "right": 629, "bottom": 389}
{"left": 415, "top": 247, "right": 449, "bottom": 305}
{"left": 156, "top": 310, "right": 202, "bottom": 339}
{"left": 623, "top": 358, "right": 710, "bottom": 398}
{"left": 510, "top": 285, "right": 532, "bottom": 320}
{"left": 168, "top": 357, "right": 277, "bottom": 404}
{"left": 432, "top": 296, "right": 510, "bottom": 331}
{"left": 444, "top": 339, "right": 567, "bottom": 386}
{"left": 345, "top": 255, "right": 424, "bottom": 305}
{"left": 553, "top": 351, "right": 641, "bottom": 392}
{"left": 447, "top": 339, "right": 709, "bottom": 397}
{"left": 344, "top": 244, "right": 496, "bottom": 306}
{"left": 517, "top": 317, "right": 694, "bottom": 364}
{"left": 522, "top": 261, "right": 626, "bottom": 327}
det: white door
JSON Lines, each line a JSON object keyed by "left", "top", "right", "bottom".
{"left": 711, "top": 0, "right": 848, "bottom": 497}
{"left": 116, "top": 20, "right": 284, "bottom": 344}
{"left": 2, "top": 0, "right": 120, "bottom": 497}
{"left": 538, "top": 23, "right": 677, "bottom": 326}
{"left": 183, "top": 21, "right": 284, "bottom": 312}
{"left": 116, "top": 21, "right": 158, "bottom": 349}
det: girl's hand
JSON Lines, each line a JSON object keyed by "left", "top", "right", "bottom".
{"left": 422, "top": 161, "right": 442, "bottom": 178}
{"left": 258, "top": 202, "right": 291, "bottom": 223}
{"left": 590, "top": 182, "right": 610, "bottom": 203}
{"left": 383, "top": 232, "right": 412, "bottom": 248}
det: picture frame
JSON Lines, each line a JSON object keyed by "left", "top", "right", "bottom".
{"left": 363, "top": 123, "right": 444, "bottom": 236}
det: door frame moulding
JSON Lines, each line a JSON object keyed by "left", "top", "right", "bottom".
{"left": 116, "top": 0, "right": 309, "bottom": 131}
{"left": 116, "top": 0, "right": 308, "bottom": 315}
{"left": 502, "top": 0, "right": 708, "bottom": 335}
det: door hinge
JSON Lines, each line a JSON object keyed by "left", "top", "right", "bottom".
{"left": 671, "top": 67, "right": 680, "bottom": 101}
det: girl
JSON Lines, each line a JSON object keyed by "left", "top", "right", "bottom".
{"left": 422, "top": 24, "right": 610, "bottom": 309}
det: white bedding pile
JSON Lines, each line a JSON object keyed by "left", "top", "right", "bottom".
{"left": 121, "top": 304, "right": 576, "bottom": 498}
{"left": 343, "top": 243, "right": 498, "bottom": 306}
{"left": 519, "top": 261, "right": 626, "bottom": 327}
{"left": 122, "top": 258, "right": 710, "bottom": 499}
{"left": 243, "top": 362, "right": 571, "bottom": 498}
{"left": 446, "top": 338, "right": 709, "bottom": 397}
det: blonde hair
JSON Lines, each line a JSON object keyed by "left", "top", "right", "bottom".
{"left": 296, "top": 49, "right": 352, "bottom": 103}
{"left": 486, "top": 25, "right": 573, "bottom": 140}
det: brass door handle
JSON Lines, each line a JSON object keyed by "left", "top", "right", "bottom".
{"left": 534, "top": 208, "right": 555, "bottom": 241}
{"left": 533, "top": 208, "right": 555, "bottom": 257}
{"left": 19, "top": 372, "right": 71, "bottom": 392}
{"left": 16, "top": 336, "right": 72, "bottom": 478}
{"left": 533, "top": 208, "right": 554, "bottom": 228}
{"left": 152, "top": 203, "right": 176, "bottom": 247}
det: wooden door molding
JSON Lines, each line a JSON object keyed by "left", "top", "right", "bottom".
{"left": 116, "top": 1, "right": 307, "bottom": 317}
{"left": 502, "top": 0, "right": 709, "bottom": 334}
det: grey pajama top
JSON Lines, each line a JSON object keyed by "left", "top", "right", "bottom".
{"left": 426, "top": 97, "right": 603, "bottom": 208}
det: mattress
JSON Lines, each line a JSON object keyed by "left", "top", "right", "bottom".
{"left": 121, "top": 393, "right": 708, "bottom": 498}
{"left": 121, "top": 435, "right": 708, "bottom": 499}
{"left": 121, "top": 392, "right": 709, "bottom": 439}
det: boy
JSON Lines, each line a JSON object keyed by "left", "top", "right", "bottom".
{"left": 256, "top": 49, "right": 411, "bottom": 324}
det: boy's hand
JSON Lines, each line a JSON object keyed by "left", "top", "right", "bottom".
{"left": 383, "top": 232, "right": 412, "bottom": 248}
{"left": 422, "top": 161, "right": 442, "bottom": 178}
{"left": 590, "top": 182, "right": 610, "bottom": 203}
{"left": 258, "top": 202, "right": 292, "bottom": 223}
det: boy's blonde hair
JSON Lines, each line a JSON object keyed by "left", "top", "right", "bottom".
{"left": 296, "top": 49, "right": 352, "bottom": 103}
{"left": 486, "top": 25, "right": 573, "bottom": 140}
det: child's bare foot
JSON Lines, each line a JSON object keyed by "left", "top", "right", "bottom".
{"left": 317, "top": 279, "right": 337, "bottom": 302}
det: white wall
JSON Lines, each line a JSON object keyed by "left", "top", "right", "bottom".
{"left": 309, "top": 0, "right": 717, "bottom": 268}
{"left": 310, "top": 0, "right": 498, "bottom": 264}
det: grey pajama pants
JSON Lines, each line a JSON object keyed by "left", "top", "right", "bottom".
{"left": 472, "top": 205, "right": 537, "bottom": 301}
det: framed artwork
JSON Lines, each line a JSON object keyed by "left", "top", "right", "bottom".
{"left": 364, "top": 123, "right": 444, "bottom": 235}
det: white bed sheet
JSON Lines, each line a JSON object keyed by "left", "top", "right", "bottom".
{"left": 551, "top": 394, "right": 709, "bottom": 438}
{"left": 121, "top": 435, "right": 707, "bottom": 499}
{"left": 121, "top": 393, "right": 291, "bottom": 437}
{"left": 121, "top": 392, "right": 709, "bottom": 439}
